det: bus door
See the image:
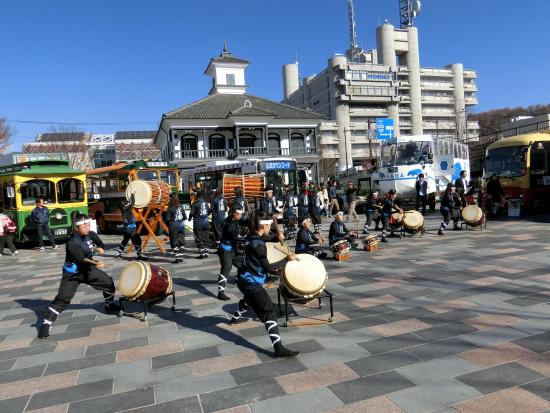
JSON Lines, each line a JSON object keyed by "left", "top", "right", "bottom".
{"left": 530, "top": 141, "right": 550, "bottom": 189}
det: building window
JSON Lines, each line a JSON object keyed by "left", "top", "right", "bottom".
{"left": 226, "top": 74, "right": 236, "bottom": 85}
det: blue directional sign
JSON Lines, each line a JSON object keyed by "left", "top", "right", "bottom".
{"left": 376, "top": 118, "right": 395, "bottom": 141}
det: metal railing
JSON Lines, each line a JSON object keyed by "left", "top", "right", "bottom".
{"left": 179, "top": 147, "right": 318, "bottom": 160}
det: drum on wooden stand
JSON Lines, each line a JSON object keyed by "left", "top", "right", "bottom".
{"left": 390, "top": 212, "right": 404, "bottom": 231}
{"left": 462, "top": 205, "right": 485, "bottom": 227}
{"left": 331, "top": 240, "right": 350, "bottom": 261}
{"left": 119, "top": 261, "right": 173, "bottom": 304}
{"left": 126, "top": 180, "right": 171, "bottom": 209}
{"left": 403, "top": 211, "right": 424, "bottom": 234}
{"left": 281, "top": 254, "right": 328, "bottom": 301}
{"left": 363, "top": 234, "right": 379, "bottom": 251}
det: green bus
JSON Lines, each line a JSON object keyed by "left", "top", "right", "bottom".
{"left": 0, "top": 160, "right": 88, "bottom": 242}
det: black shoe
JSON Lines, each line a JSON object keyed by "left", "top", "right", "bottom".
{"left": 105, "top": 303, "right": 121, "bottom": 313}
{"left": 137, "top": 255, "right": 148, "bottom": 261}
{"left": 438, "top": 230, "right": 444, "bottom": 236}
{"left": 318, "top": 252, "right": 328, "bottom": 259}
{"left": 218, "top": 291, "right": 231, "bottom": 301}
{"left": 274, "top": 343, "right": 300, "bottom": 358}
{"left": 351, "top": 243, "right": 358, "bottom": 248}
{"left": 173, "top": 258, "right": 183, "bottom": 264}
{"left": 453, "top": 226, "right": 462, "bottom": 231}
{"left": 196, "top": 254, "right": 205, "bottom": 259}
{"left": 381, "top": 238, "right": 388, "bottom": 243}
{"left": 37, "top": 323, "right": 51, "bottom": 339}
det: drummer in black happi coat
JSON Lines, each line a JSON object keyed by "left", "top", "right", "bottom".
{"left": 165, "top": 193, "right": 187, "bottom": 263}
{"left": 380, "top": 189, "right": 403, "bottom": 243}
{"left": 211, "top": 188, "right": 227, "bottom": 245}
{"left": 38, "top": 213, "right": 120, "bottom": 338}
{"left": 295, "top": 216, "right": 327, "bottom": 258}
{"left": 328, "top": 211, "right": 357, "bottom": 248}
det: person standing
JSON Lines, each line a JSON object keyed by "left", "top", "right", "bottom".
{"left": 189, "top": 190, "right": 211, "bottom": 259}
{"left": 380, "top": 190, "right": 403, "bottom": 243}
{"left": 362, "top": 192, "right": 380, "bottom": 234}
{"left": 486, "top": 174, "right": 505, "bottom": 217}
{"left": 31, "top": 198, "right": 58, "bottom": 251}
{"left": 38, "top": 213, "right": 119, "bottom": 338}
{"left": 165, "top": 193, "right": 187, "bottom": 263}
{"left": 415, "top": 173, "right": 428, "bottom": 215}
{"left": 282, "top": 186, "right": 298, "bottom": 240}
{"left": 455, "top": 170, "right": 472, "bottom": 207}
{"left": 345, "top": 181, "right": 358, "bottom": 222}
{"left": 217, "top": 208, "right": 246, "bottom": 301}
{"left": 211, "top": 188, "right": 227, "bottom": 244}
{"left": 229, "top": 211, "right": 300, "bottom": 358}
{"left": 115, "top": 194, "right": 146, "bottom": 260}
{"left": 438, "top": 183, "right": 462, "bottom": 235}
{"left": 308, "top": 184, "right": 322, "bottom": 234}
{"left": 258, "top": 187, "right": 279, "bottom": 218}
{"left": 328, "top": 181, "right": 339, "bottom": 217}
{"left": 0, "top": 213, "right": 18, "bottom": 256}
{"left": 297, "top": 185, "right": 309, "bottom": 223}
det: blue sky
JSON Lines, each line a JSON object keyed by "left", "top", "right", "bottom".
{"left": 1, "top": 0, "right": 548, "bottom": 150}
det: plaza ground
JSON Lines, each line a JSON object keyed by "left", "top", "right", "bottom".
{"left": 0, "top": 214, "right": 550, "bottom": 413}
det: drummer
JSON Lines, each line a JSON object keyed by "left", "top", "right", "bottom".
{"left": 38, "top": 213, "right": 120, "bottom": 338}
{"left": 229, "top": 211, "right": 300, "bottom": 358}
{"left": 328, "top": 211, "right": 357, "bottom": 248}
{"left": 232, "top": 187, "right": 249, "bottom": 223}
{"left": 211, "top": 188, "right": 227, "bottom": 246}
{"left": 115, "top": 193, "right": 146, "bottom": 261}
{"left": 362, "top": 191, "right": 380, "bottom": 234}
{"left": 438, "top": 183, "right": 462, "bottom": 235}
{"left": 165, "top": 193, "right": 187, "bottom": 264}
{"left": 295, "top": 216, "right": 327, "bottom": 258}
{"left": 258, "top": 186, "right": 280, "bottom": 218}
{"left": 217, "top": 207, "right": 246, "bottom": 301}
{"left": 380, "top": 189, "right": 404, "bottom": 243}
{"left": 189, "top": 190, "right": 211, "bottom": 259}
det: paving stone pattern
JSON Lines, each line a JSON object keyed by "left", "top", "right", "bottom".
{"left": 0, "top": 215, "right": 550, "bottom": 412}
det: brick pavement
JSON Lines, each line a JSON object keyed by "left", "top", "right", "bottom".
{"left": 0, "top": 215, "right": 549, "bottom": 412}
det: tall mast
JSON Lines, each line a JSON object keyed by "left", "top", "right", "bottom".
{"left": 348, "top": 0, "right": 358, "bottom": 62}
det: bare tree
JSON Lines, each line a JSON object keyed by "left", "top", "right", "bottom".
{"left": 0, "top": 118, "right": 11, "bottom": 154}
{"left": 318, "top": 158, "right": 338, "bottom": 183}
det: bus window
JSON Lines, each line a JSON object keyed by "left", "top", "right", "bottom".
{"left": 20, "top": 179, "right": 55, "bottom": 205}
{"left": 118, "top": 174, "right": 129, "bottom": 190}
{"left": 57, "top": 178, "right": 85, "bottom": 203}
{"left": 137, "top": 170, "right": 159, "bottom": 181}
{"left": 160, "top": 170, "right": 177, "bottom": 186}
{"left": 4, "top": 184, "right": 15, "bottom": 210}
{"left": 530, "top": 142, "right": 549, "bottom": 175}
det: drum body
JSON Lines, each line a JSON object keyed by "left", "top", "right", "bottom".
{"left": 331, "top": 240, "right": 350, "bottom": 261}
{"left": 126, "top": 180, "right": 171, "bottom": 209}
{"left": 119, "top": 262, "right": 173, "bottom": 303}
{"left": 462, "top": 205, "right": 485, "bottom": 227}
{"left": 390, "top": 212, "right": 403, "bottom": 231}
{"left": 363, "top": 235, "right": 378, "bottom": 248}
{"left": 266, "top": 242, "right": 289, "bottom": 265}
{"left": 281, "top": 254, "right": 328, "bottom": 299}
{"left": 403, "top": 211, "right": 424, "bottom": 234}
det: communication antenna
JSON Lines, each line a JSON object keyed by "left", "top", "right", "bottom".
{"left": 399, "top": 0, "right": 421, "bottom": 28}
{"left": 348, "top": 0, "right": 359, "bottom": 62}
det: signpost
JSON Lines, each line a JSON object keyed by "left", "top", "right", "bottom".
{"left": 376, "top": 118, "right": 395, "bottom": 141}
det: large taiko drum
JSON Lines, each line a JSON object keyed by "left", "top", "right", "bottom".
{"left": 462, "top": 205, "right": 485, "bottom": 227}
{"left": 281, "top": 254, "right": 328, "bottom": 300}
{"left": 119, "top": 262, "right": 173, "bottom": 303}
{"left": 126, "top": 180, "right": 171, "bottom": 209}
{"left": 390, "top": 212, "right": 404, "bottom": 230}
{"left": 266, "top": 242, "right": 289, "bottom": 265}
{"left": 403, "top": 211, "right": 424, "bottom": 234}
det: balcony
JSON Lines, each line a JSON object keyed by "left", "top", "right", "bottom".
{"left": 178, "top": 147, "right": 319, "bottom": 162}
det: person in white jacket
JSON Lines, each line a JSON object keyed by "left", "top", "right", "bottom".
{"left": 0, "top": 213, "right": 18, "bottom": 256}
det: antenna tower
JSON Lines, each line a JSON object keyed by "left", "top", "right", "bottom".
{"left": 399, "top": 0, "right": 421, "bottom": 28}
{"left": 348, "top": 0, "right": 358, "bottom": 62}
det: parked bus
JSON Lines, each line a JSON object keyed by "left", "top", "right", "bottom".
{"left": 376, "top": 135, "right": 470, "bottom": 206}
{"left": 181, "top": 158, "right": 307, "bottom": 198}
{"left": 87, "top": 160, "right": 180, "bottom": 232}
{"left": 0, "top": 160, "right": 88, "bottom": 242}
{"left": 483, "top": 132, "right": 550, "bottom": 212}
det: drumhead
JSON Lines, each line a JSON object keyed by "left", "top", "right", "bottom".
{"left": 266, "top": 242, "right": 289, "bottom": 265}
{"left": 392, "top": 212, "right": 403, "bottom": 223}
{"left": 126, "top": 180, "right": 152, "bottom": 209}
{"left": 284, "top": 254, "right": 327, "bottom": 296}
{"left": 119, "top": 262, "right": 148, "bottom": 298}
{"left": 462, "top": 205, "right": 482, "bottom": 223}
{"left": 403, "top": 211, "right": 424, "bottom": 229}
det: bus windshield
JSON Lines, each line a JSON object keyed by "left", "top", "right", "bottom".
{"left": 159, "top": 170, "right": 178, "bottom": 187}
{"left": 381, "top": 141, "right": 431, "bottom": 166}
{"left": 485, "top": 145, "right": 527, "bottom": 178}
{"left": 265, "top": 170, "right": 298, "bottom": 196}
{"left": 137, "top": 170, "right": 159, "bottom": 181}
{"left": 20, "top": 179, "right": 56, "bottom": 205}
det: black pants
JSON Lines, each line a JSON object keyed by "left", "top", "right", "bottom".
{"left": 416, "top": 195, "right": 427, "bottom": 215}
{"left": 363, "top": 210, "right": 379, "bottom": 230}
{"left": 217, "top": 248, "right": 243, "bottom": 292}
{"left": 310, "top": 208, "right": 321, "bottom": 231}
{"left": 212, "top": 217, "right": 224, "bottom": 242}
{"left": 237, "top": 280, "right": 276, "bottom": 323}
{"left": 440, "top": 207, "right": 459, "bottom": 230}
{"left": 0, "top": 234, "right": 16, "bottom": 254}
{"left": 168, "top": 221, "right": 186, "bottom": 250}
{"left": 119, "top": 229, "right": 142, "bottom": 254}
{"left": 49, "top": 268, "right": 115, "bottom": 314}
{"left": 36, "top": 223, "right": 55, "bottom": 247}
{"left": 193, "top": 219, "right": 210, "bottom": 253}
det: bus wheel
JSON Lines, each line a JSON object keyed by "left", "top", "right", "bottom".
{"left": 97, "top": 215, "right": 107, "bottom": 233}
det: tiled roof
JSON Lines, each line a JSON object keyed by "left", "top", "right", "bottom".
{"left": 164, "top": 93, "right": 323, "bottom": 120}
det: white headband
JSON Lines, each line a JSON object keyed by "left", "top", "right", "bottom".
{"left": 75, "top": 219, "right": 91, "bottom": 226}
{"left": 234, "top": 208, "right": 244, "bottom": 213}
{"left": 301, "top": 217, "right": 311, "bottom": 225}
{"left": 259, "top": 220, "right": 273, "bottom": 225}
{"left": 336, "top": 211, "right": 344, "bottom": 216}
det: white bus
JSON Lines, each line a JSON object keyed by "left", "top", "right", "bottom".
{"left": 181, "top": 157, "right": 306, "bottom": 197}
{"left": 376, "top": 135, "right": 470, "bottom": 202}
